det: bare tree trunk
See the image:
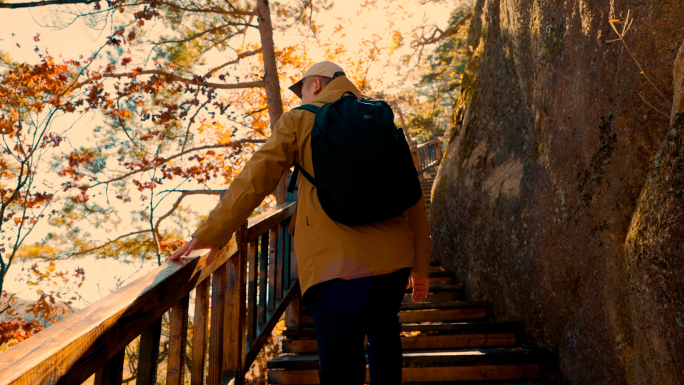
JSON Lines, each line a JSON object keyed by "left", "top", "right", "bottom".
{"left": 256, "top": 0, "right": 288, "bottom": 204}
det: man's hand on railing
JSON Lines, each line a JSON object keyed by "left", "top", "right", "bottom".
{"left": 169, "top": 238, "right": 220, "bottom": 267}
{"left": 406, "top": 271, "right": 429, "bottom": 303}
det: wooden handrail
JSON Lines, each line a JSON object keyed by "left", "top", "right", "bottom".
{"left": 416, "top": 138, "right": 443, "bottom": 173}
{"left": 0, "top": 201, "right": 299, "bottom": 385}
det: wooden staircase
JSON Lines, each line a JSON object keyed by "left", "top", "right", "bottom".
{"left": 421, "top": 174, "right": 435, "bottom": 215}
{"left": 266, "top": 261, "right": 558, "bottom": 384}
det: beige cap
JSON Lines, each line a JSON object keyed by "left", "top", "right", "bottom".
{"left": 289, "top": 61, "right": 346, "bottom": 98}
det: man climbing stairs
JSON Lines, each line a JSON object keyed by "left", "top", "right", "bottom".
{"left": 266, "top": 261, "right": 558, "bottom": 384}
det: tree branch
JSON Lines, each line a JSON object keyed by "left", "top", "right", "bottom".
{"left": 413, "top": 8, "right": 473, "bottom": 47}
{"left": 205, "top": 48, "right": 262, "bottom": 78}
{"left": 152, "top": 0, "right": 256, "bottom": 16}
{"left": 154, "top": 189, "right": 223, "bottom": 234}
{"left": 89, "top": 139, "right": 266, "bottom": 188}
{"left": 76, "top": 70, "right": 264, "bottom": 91}
{"left": 0, "top": 0, "right": 94, "bottom": 9}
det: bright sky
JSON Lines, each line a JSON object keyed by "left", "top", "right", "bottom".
{"left": 0, "top": 0, "right": 456, "bottom": 306}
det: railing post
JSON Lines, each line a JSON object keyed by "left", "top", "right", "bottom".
{"left": 258, "top": 233, "right": 269, "bottom": 326}
{"left": 190, "top": 278, "right": 210, "bottom": 385}
{"left": 246, "top": 240, "right": 258, "bottom": 349}
{"left": 94, "top": 348, "right": 125, "bottom": 385}
{"left": 285, "top": 284, "right": 301, "bottom": 330}
{"left": 225, "top": 223, "right": 248, "bottom": 384}
{"left": 208, "top": 257, "right": 228, "bottom": 385}
{"left": 138, "top": 316, "right": 162, "bottom": 385}
{"left": 167, "top": 294, "right": 190, "bottom": 385}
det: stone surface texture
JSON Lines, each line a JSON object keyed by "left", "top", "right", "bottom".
{"left": 430, "top": 1, "right": 684, "bottom": 384}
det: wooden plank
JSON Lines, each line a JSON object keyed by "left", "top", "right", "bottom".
{"left": 402, "top": 292, "right": 461, "bottom": 303}
{"left": 269, "top": 226, "right": 278, "bottom": 311}
{"left": 190, "top": 278, "right": 210, "bottom": 385}
{"left": 289, "top": 226, "right": 298, "bottom": 282}
{"left": 267, "top": 364, "right": 539, "bottom": 384}
{"left": 0, "top": 239, "right": 237, "bottom": 385}
{"left": 399, "top": 308, "right": 487, "bottom": 323}
{"left": 406, "top": 284, "right": 464, "bottom": 293}
{"left": 276, "top": 223, "right": 285, "bottom": 300}
{"left": 224, "top": 223, "right": 247, "bottom": 385}
{"left": 268, "top": 348, "right": 544, "bottom": 370}
{"left": 246, "top": 202, "right": 296, "bottom": 241}
{"left": 283, "top": 219, "right": 291, "bottom": 290}
{"left": 167, "top": 294, "right": 190, "bottom": 385}
{"left": 429, "top": 276, "right": 453, "bottom": 285}
{"left": 93, "top": 348, "right": 125, "bottom": 385}
{"left": 401, "top": 334, "right": 516, "bottom": 350}
{"left": 401, "top": 321, "right": 519, "bottom": 334}
{"left": 400, "top": 301, "right": 488, "bottom": 311}
{"left": 259, "top": 232, "right": 269, "bottom": 325}
{"left": 137, "top": 316, "right": 162, "bottom": 385}
{"left": 285, "top": 284, "right": 301, "bottom": 330}
{"left": 244, "top": 281, "right": 300, "bottom": 369}
{"left": 428, "top": 271, "right": 453, "bottom": 278}
{"left": 283, "top": 321, "right": 519, "bottom": 338}
{"left": 246, "top": 240, "right": 258, "bottom": 348}
{"left": 207, "top": 265, "right": 227, "bottom": 385}
{"left": 282, "top": 333, "right": 516, "bottom": 353}
{"left": 402, "top": 364, "right": 540, "bottom": 382}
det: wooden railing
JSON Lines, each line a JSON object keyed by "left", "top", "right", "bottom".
{"left": 0, "top": 201, "right": 300, "bottom": 385}
{"left": 416, "top": 138, "right": 442, "bottom": 173}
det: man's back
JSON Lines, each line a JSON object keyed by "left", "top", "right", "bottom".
{"left": 190, "top": 75, "right": 431, "bottom": 295}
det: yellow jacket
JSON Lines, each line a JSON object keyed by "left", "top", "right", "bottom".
{"left": 192, "top": 77, "right": 432, "bottom": 295}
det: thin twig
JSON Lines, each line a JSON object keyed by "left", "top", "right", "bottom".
{"left": 638, "top": 92, "right": 670, "bottom": 118}
{"left": 69, "top": 230, "right": 152, "bottom": 256}
{"left": 609, "top": 14, "right": 672, "bottom": 114}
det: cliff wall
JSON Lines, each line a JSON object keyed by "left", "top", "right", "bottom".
{"left": 430, "top": 1, "right": 684, "bottom": 383}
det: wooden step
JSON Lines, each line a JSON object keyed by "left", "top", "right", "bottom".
{"left": 268, "top": 365, "right": 541, "bottom": 384}
{"left": 403, "top": 291, "right": 462, "bottom": 303}
{"left": 399, "top": 307, "right": 488, "bottom": 323}
{"left": 268, "top": 348, "right": 548, "bottom": 370}
{"left": 300, "top": 307, "right": 487, "bottom": 327}
{"left": 282, "top": 321, "right": 520, "bottom": 339}
{"left": 282, "top": 333, "right": 517, "bottom": 353}
{"left": 300, "top": 303, "right": 488, "bottom": 326}
{"left": 400, "top": 301, "right": 488, "bottom": 311}
{"left": 268, "top": 348, "right": 544, "bottom": 383}
{"left": 401, "top": 321, "right": 519, "bottom": 334}
{"left": 407, "top": 284, "right": 463, "bottom": 293}
{"left": 428, "top": 277, "right": 451, "bottom": 285}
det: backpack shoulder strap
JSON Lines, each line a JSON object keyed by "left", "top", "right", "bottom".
{"left": 293, "top": 104, "right": 321, "bottom": 114}
{"left": 287, "top": 163, "right": 316, "bottom": 193}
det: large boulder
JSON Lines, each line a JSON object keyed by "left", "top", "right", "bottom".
{"left": 430, "top": 1, "right": 684, "bottom": 384}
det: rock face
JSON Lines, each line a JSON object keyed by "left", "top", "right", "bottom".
{"left": 430, "top": 1, "right": 684, "bottom": 384}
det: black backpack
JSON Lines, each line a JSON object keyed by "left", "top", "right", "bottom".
{"left": 287, "top": 91, "right": 423, "bottom": 226}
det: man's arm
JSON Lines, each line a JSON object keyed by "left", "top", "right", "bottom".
{"left": 404, "top": 193, "right": 432, "bottom": 302}
{"left": 170, "top": 112, "right": 298, "bottom": 263}
{"left": 405, "top": 193, "right": 432, "bottom": 276}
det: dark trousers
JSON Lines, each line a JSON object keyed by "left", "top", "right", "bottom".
{"left": 302, "top": 267, "right": 411, "bottom": 385}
